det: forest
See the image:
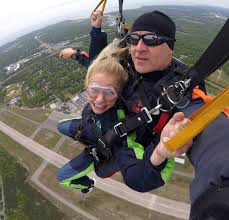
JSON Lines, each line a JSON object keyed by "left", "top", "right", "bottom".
{"left": 0, "top": 5, "right": 228, "bottom": 107}
{"left": 0, "top": 147, "right": 65, "bottom": 220}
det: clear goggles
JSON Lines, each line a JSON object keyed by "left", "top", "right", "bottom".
{"left": 86, "top": 83, "right": 118, "bottom": 100}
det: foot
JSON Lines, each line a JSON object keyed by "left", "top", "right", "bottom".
{"left": 81, "top": 178, "right": 96, "bottom": 194}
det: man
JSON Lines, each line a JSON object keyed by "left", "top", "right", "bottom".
{"left": 60, "top": 10, "right": 229, "bottom": 219}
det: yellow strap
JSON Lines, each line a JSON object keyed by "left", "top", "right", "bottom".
{"left": 92, "top": 0, "right": 107, "bottom": 15}
{"left": 165, "top": 86, "right": 229, "bottom": 152}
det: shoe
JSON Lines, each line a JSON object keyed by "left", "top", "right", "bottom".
{"left": 81, "top": 178, "right": 96, "bottom": 194}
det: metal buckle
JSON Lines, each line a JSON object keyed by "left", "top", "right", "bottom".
{"left": 113, "top": 122, "right": 127, "bottom": 137}
{"left": 90, "top": 148, "right": 99, "bottom": 162}
{"left": 98, "top": 139, "right": 106, "bottom": 149}
{"left": 141, "top": 107, "right": 153, "bottom": 123}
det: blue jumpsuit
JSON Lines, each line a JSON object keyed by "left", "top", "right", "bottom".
{"left": 57, "top": 105, "right": 122, "bottom": 190}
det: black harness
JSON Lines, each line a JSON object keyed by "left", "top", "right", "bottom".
{"left": 72, "top": 110, "right": 113, "bottom": 166}
{"left": 73, "top": 59, "right": 190, "bottom": 164}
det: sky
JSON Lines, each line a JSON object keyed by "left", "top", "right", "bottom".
{"left": 0, "top": 0, "right": 229, "bottom": 47}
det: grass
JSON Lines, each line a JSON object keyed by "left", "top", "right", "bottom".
{"left": 206, "top": 84, "right": 221, "bottom": 96}
{"left": 33, "top": 128, "right": 61, "bottom": 149}
{"left": 0, "top": 131, "right": 42, "bottom": 172}
{"left": 9, "top": 106, "right": 51, "bottom": 123}
{"left": 152, "top": 174, "right": 191, "bottom": 203}
{"left": 58, "top": 138, "right": 85, "bottom": 158}
{"left": 0, "top": 110, "right": 37, "bottom": 136}
{"left": 207, "top": 69, "right": 229, "bottom": 88}
{"left": 5, "top": 83, "right": 21, "bottom": 101}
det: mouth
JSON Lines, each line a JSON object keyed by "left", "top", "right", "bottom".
{"left": 93, "top": 103, "right": 107, "bottom": 112}
{"left": 94, "top": 103, "right": 105, "bottom": 108}
{"left": 135, "top": 56, "right": 148, "bottom": 61}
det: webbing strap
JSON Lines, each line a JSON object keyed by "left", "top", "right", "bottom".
{"left": 118, "top": 0, "right": 123, "bottom": 19}
{"left": 153, "top": 112, "right": 170, "bottom": 134}
{"left": 113, "top": 108, "right": 153, "bottom": 137}
{"left": 187, "top": 19, "right": 229, "bottom": 90}
{"left": 87, "top": 113, "right": 112, "bottom": 162}
{"left": 92, "top": 0, "right": 107, "bottom": 15}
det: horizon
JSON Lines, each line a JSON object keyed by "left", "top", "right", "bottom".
{"left": 0, "top": 1, "right": 229, "bottom": 47}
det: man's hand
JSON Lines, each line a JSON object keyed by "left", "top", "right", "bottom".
{"left": 59, "top": 48, "right": 77, "bottom": 59}
{"left": 91, "top": 10, "right": 103, "bottom": 28}
{"left": 151, "top": 112, "right": 193, "bottom": 166}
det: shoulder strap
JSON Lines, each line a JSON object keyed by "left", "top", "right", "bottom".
{"left": 187, "top": 19, "right": 229, "bottom": 90}
{"left": 87, "top": 112, "right": 113, "bottom": 162}
{"left": 121, "top": 63, "right": 151, "bottom": 110}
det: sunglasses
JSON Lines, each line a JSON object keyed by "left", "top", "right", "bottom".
{"left": 86, "top": 84, "right": 118, "bottom": 101}
{"left": 127, "top": 34, "right": 175, "bottom": 47}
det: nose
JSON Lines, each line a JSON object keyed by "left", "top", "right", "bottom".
{"left": 135, "top": 39, "right": 147, "bottom": 51}
{"left": 95, "top": 92, "right": 105, "bottom": 103}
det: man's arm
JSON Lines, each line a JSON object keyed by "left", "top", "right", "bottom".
{"left": 117, "top": 112, "right": 192, "bottom": 192}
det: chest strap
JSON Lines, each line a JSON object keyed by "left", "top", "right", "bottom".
{"left": 153, "top": 112, "right": 170, "bottom": 134}
{"left": 87, "top": 114, "right": 112, "bottom": 163}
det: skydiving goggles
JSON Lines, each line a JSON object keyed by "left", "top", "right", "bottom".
{"left": 126, "top": 33, "right": 176, "bottom": 47}
{"left": 86, "top": 84, "right": 118, "bottom": 101}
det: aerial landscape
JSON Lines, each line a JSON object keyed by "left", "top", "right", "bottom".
{"left": 0, "top": 1, "right": 228, "bottom": 220}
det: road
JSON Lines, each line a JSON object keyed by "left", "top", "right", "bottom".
{"left": 30, "top": 136, "right": 99, "bottom": 220}
{"left": 0, "top": 121, "right": 190, "bottom": 219}
{"left": 31, "top": 160, "right": 98, "bottom": 220}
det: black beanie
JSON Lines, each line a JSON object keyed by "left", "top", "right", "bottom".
{"left": 131, "top": 11, "right": 176, "bottom": 49}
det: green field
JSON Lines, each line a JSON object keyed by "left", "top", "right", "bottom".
{"left": 9, "top": 106, "right": 51, "bottom": 123}
{"left": 33, "top": 128, "right": 61, "bottom": 149}
{"left": 0, "top": 110, "right": 37, "bottom": 136}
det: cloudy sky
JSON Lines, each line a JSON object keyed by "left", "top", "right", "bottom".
{"left": 0, "top": 0, "right": 228, "bottom": 46}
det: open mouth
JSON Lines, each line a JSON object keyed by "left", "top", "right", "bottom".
{"left": 94, "top": 103, "right": 106, "bottom": 109}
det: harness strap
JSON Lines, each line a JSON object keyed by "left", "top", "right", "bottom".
{"left": 121, "top": 64, "right": 152, "bottom": 112}
{"left": 73, "top": 120, "right": 94, "bottom": 146}
{"left": 102, "top": 60, "right": 189, "bottom": 141}
{"left": 113, "top": 107, "right": 153, "bottom": 137}
{"left": 153, "top": 112, "right": 170, "bottom": 134}
{"left": 136, "top": 77, "right": 151, "bottom": 110}
{"left": 116, "top": 0, "right": 129, "bottom": 40}
{"left": 92, "top": 0, "right": 107, "bottom": 15}
{"left": 186, "top": 19, "right": 229, "bottom": 90}
{"left": 118, "top": 0, "right": 123, "bottom": 19}
{"left": 87, "top": 113, "right": 112, "bottom": 162}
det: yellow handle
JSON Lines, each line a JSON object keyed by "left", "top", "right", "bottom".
{"left": 165, "top": 87, "right": 229, "bottom": 152}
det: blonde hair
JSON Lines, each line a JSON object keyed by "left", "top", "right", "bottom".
{"left": 84, "top": 44, "right": 129, "bottom": 91}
